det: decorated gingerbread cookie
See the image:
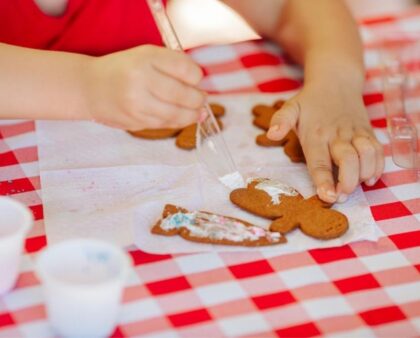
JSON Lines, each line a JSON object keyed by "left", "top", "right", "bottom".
{"left": 230, "top": 178, "right": 348, "bottom": 240}
{"left": 152, "top": 204, "right": 287, "bottom": 246}
{"left": 128, "top": 103, "right": 225, "bottom": 150}
{"left": 252, "top": 101, "right": 305, "bottom": 163}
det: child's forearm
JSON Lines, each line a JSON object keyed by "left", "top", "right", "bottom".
{"left": 276, "top": 0, "right": 365, "bottom": 91}
{"left": 223, "top": 0, "right": 364, "bottom": 89}
{"left": 0, "top": 43, "right": 205, "bottom": 130}
{"left": 0, "top": 43, "right": 91, "bottom": 120}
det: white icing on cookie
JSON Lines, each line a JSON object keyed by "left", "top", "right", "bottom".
{"left": 247, "top": 178, "right": 298, "bottom": 204}
{"left": 160, "top": 211, "right": 281, "bottom": 243}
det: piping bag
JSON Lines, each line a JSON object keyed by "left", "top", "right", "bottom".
{"left": 147, "top": 0, "right": 245, "bottom": 190}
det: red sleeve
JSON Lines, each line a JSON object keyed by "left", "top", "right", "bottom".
{"left": 0, "top": 0, "right": 164, "bottom": 56}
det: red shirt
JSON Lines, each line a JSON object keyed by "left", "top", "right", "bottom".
{"left": 0, "top": 0, "right": 164, "bottom": 56}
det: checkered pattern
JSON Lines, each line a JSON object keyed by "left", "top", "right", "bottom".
{"left": 1, "top": 9, "right": 420, "bottom": 337}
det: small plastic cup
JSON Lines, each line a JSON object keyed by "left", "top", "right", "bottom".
{"left": 0, "top": 197, "right": 33, "bottom": 295}
{"left": 36, "top": 239, "right": 132, "bottom": 338}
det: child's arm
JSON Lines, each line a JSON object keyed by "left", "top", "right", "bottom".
{"left": 0, "top": 43, "right": 204, "bottom": 130}
{"left": 223, "top": 0, "right": 384, "bottom": 203}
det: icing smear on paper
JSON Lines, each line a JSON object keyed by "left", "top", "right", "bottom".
{"left": 161, "top": 211, "right": 282, "bottom": 243}
{"left": 219, "top": 171, "right": 245, "bottom": 190}
{"left": 248, "top": 178, "right": 298, "bottom": 204}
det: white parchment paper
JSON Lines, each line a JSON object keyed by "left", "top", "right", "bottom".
{"left": 36, "top": 94, "right": 381, "bottom": 252}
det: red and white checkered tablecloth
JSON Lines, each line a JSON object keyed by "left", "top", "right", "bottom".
{"left": 1, "top": 9, "right": 420, "bottom": 338}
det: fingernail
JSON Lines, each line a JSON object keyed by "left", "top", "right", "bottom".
{"left": 326, "top": 190, "right": 336, "bottom": 198}
{"left": 198, "top": 107, "right": 208, "bottom": 123}
{"left": 337, "top": 194, "right": 348, "bottom": 203}
{"left": 366, "top": 177, "right": 377, "bottom": 187}
{"left": 317, "top": 187, "right": 336, "bottom": 202}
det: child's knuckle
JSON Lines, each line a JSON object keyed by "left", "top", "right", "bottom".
{"left": 309, "top": 160, "right": 330, "bottom": 174}
{"left": 312, "top": 124, "right": 328, "bottom": 139}
{"left": 173, "top": 58, "right": 188, "bottom": 76}
{"left": 373, "top": 140, "right": 384, "bottom": 155}
{"left": 188, "top": 91, "right": 204, "bottom": 109}
{"left": 341, "top": 148, "right": 357, "bottom": 162}
{"left": 179, "top": 60, "right": 200, "bottom": 83}
{"left": 121, "top": 89, "right": 138, "bottom": 116}
{"left": 169, "top": 84, "right": 185, "bottom": 102}
{"left": 354, "top": 137, "right": 375, "bottom": 156}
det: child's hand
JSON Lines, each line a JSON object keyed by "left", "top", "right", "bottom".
{"left": 267, "top": 83, "right": 384, "bottom": 203}
{"left": 84, "top": 45, "right": 205, "bottom": 130}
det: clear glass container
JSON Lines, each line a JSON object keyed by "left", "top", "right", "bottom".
{"left": 380, "top": 30, "right": 420, "bottom": 175}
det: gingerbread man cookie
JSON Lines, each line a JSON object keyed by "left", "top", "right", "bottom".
{"left": 252, "top": 101, "right": 305, "bottom": 163}
{"left": 230, "top": 178, "right": 348, "bottom": 240}
{"left": 128, "top": 103, "right": 225, "bottom": 150}
{"left": 152, "top": 204, "right": 287, "bottom": 246}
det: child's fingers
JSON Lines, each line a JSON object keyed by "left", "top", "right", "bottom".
{"left": 152, "top": 49, "right": 203, "bottom": 86}
{"left": 267, "top": 100, "right": 300, "bottom": 140}
{"left": 372, "top": 139, "right": 385, "bottom": 183}
{"left": 303, "top": 138, "right": 337, "bottom": 203}
{"left": 126, "top": 114, "right": 167, "bottom": 131}
{"left": 143, "top": 95, "right": 199, "bottom": 128}
{"left": 330, "top": 139, "right": 360, "bottom": 202}
{"left": 110, "top": 110, "right": 163, "bottom": 131}
{"left": 351, "top": 133, "right": 377, "bottom": 184}
{"left": 148, "top": 69, "right": 205, "bottom": 110}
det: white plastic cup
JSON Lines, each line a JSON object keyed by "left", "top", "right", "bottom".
{"left": 0, "top": 197, "right": 33, "bottom": 295}
{"left": 36, "top": 239, "right": 132, "bottom": 338}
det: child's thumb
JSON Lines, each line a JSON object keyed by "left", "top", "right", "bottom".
{"left": 267, "top": 100, "right": 300, "bottom": 141}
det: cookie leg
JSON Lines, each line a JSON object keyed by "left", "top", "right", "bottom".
{"left": 283, "top": 131, "right": 306, "bottom": 163}
{"left": 270, "top": 213, "right": 300, "bottom": 234}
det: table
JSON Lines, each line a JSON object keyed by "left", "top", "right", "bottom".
{"left": 1, "top": 9, "right": 420, "bottom": 338}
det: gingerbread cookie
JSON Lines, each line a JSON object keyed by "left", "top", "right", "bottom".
{"left": 256, "top": 132, "right": 305, "bottom": 163}
{"left": 128, "top": 128, "right": 181, "bottom": 140}
{"left": 128, "top": 103, "right": 225, "bottom": 149}
{"left": 230, "top": 178, "right": 348, "bottom": 240}
{"left": 151, "top": 204, "right": 287, "bottom": 246}
{"left": 252, "top": 101, "right": 305, "bottom": 163}
{"left": 175, "top": 124, "right": 197, "bottom": 150}
{"left": 273, "top": 100, "right": 285, "bottom": 110}
{"left": 252, "top": 104, "right": 276, "bottom": 130}
{"left": 207, "top": 103, "right": 225, "bottom": 118}
{"left": 176, "top": 118, "right": 223, "bottom": 150}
